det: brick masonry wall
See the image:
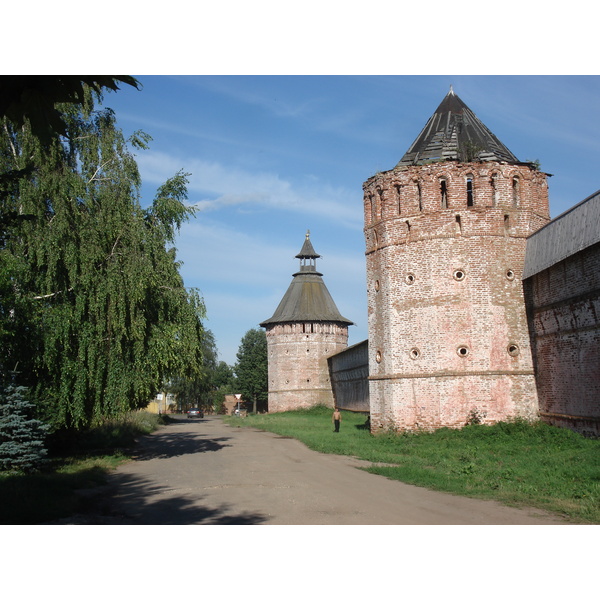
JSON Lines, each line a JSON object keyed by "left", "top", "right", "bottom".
{"left": 264, "top": 322, "right": 349, "bottom": 412}
{"left": 364, "top": 161, "right": 550, "bottom": 432}
{"left": 525, "top": 242, "right": 600, "bottom": 436}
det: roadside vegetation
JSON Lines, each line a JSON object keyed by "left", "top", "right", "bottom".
{"left": 0, "top": 411, "right": 166, "bottom": 524}
{"left": 225, "top": 406, "right": 600, "bottom": 523}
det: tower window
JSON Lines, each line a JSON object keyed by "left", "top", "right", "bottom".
{"left": 455, "top": 214, "right": 462, "bottom": 235}
{"left": 440, "top": 178, "right": 448, "bottom": 208}
{"left": 512, "top": 176, "right": 519, "bottom": 206}
{"left": 416, "top": 181, "right": 422, "bottom": 211}
{"left": 466, "top": 177, "right": 474, "bottom": 207}
{"left": 395, "top": 184, "right": 402, "bottom": 214}
{"left": 491, "top": 173, "right": 499, "bottom": 206}
{"left": 507, "top": 343, "right": 520, "bottom": 357}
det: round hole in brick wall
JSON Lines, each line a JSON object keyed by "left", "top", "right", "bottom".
{"left": 409, "top": 348, "right": 420, "bottom": 359}
{"left": 506, "top": 269, "right": 515, "bottom": 280}
{"left": 375, "top": 350, "right": 382, "bottom": 363}
{"left": 405, "top": 273, "right": 416, "bottom": 285}
{"left": 507, "top": 343, "right": 520, "bottom": 356}
{"left": 374, "top": 279, "right": 380, "bottom": 291}
{"left": 457, "top": 346, "right": 470, "bottom": 357}
{"left": 453, "top": 269, "right": 466, "bottom": 281}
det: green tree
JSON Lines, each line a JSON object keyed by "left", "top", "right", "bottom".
{"left": 0, "top": 385, "right": 49, "bottom": 472}
{"left": 0, "top": 86, "right": 205, "bottom": 429}
{"left": 167, "top": 330, "right": 236, "bottom": 413}
{"left": 234, "top": 328, "right": 268, "bottom": 413}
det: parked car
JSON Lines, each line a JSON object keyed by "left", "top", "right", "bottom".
{"left": 187, "top": 408, "right": 204, "bottom": 419}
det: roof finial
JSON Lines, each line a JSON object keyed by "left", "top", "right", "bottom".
{"left": 449, "top": 84, "right": 454, "bottom": 94}
{"left": 306, "top": 229, "right": 310, "bottom": 239}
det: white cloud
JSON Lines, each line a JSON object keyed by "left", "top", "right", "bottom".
{"left": 136, "top": 150, "right": 363, "bottom": 229}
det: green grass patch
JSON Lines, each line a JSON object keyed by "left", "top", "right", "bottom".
{"left": 0, "top": 411, "right": 166, "bottom": 524}
{"left": 225, "top": 406, "right": 600, "bottom": 523}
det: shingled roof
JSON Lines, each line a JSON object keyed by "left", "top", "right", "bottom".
{"left": 260, "top": 232, "right": 353, "bottom": 327}
{"left": 523, "top": 189, "right": 600, "bottom": 278}
{"left": 396, "top": 86, "right": 520, "bottom": 167}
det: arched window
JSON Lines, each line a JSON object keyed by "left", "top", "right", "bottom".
{"left": 440, "top": 178, "right": 448, "bottom": 208}
{"left": 466, "top": 175, "right": 474, "bottom": 207}
{"left": 490, "top": 173, "right": 499, "bottom": 206}
{"left": 512, "top": 176, "right": 520, "bottom": 207}
{"left": 377, "top": 188, "right": 384, "bottom": 220}
{"left": 455, "top": 214, "right": 462, "bottom": 235}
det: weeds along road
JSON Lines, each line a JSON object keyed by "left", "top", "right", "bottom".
{"left": 92, "top": 415, "right": 565, "bottom": 525}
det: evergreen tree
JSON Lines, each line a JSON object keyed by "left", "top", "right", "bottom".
{"left": 0, "top": 86, "right": 205, "bottom": 429}
{"left": 234, "top": 328, "right": 268, "bottom": 413}
{"left": 0, "top": 385, "right": 49, "bottom": 472}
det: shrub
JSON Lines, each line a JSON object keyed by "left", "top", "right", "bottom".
{"left": 0, "top": 385, "right": 49, "bottom": 472}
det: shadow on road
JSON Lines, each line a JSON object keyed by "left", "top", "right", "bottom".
{"left": 97, "top": 472, "right": 268, "bottom": 525}
{"left": 132, "top": 431, "right": 232, "bottom": 461}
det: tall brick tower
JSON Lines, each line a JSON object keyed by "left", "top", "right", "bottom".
{"left": 260, "top": 232, "right": 353, "bottom": 412}
{"left": 364, "top": 87, "right": 551, "bottom": 432}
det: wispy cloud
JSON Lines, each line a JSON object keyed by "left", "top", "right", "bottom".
{"left": 136, "top": 150, "right": 363, "bottom": 229}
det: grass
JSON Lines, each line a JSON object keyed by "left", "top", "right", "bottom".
{"left": 225, "top": 406, "right": 600, "bottom": 523}
{"left": 0, "top": 411, "right": 167, "bottom": 524}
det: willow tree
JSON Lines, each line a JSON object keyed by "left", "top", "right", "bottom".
{"left": 0, "top": 88, "right": 205, "bottom": 429}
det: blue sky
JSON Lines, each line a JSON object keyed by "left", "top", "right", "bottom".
{"left": 100, "top": 75, "right": 600, "bottom": 365}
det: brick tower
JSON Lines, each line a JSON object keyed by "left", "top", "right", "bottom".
{"left": 260, "top": 232, "right": 353, "bottom": 412}
{"left": 364, "top": 87, "right": 551, "bottom": 432}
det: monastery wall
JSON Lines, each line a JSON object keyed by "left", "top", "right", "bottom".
{"left": 525, "top": 241, "right": 600, "bottom": 436}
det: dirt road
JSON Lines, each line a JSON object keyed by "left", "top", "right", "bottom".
{"left": 82, "top": 415, "right": 565, "bottom": 525}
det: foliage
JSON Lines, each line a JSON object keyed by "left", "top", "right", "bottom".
{"left": 0, "top": 75, "right": 140, "bottom": 145}
{"left": 227, "top": 408, "right": 600, "bottom": 523}
{"left": 166, "top": 329, "right": 235, "bottom": 412}
{"left": 0, "top": 85, "right": 205, "bottom": 429}
{"left": 0, "top": 384, "right": 49, "bottom": 472}
{"left": 234, "top": 328, "right": 268, "bottom": 413}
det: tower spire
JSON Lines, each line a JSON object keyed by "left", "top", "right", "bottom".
{"left": 396, "top": 88, "right": 519, "bottom": 166}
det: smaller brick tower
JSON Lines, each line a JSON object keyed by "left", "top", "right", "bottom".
{"left": 260, "top": 232, "right": 353, "bottom": 412}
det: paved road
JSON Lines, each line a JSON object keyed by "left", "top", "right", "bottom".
{"left": 84, "top": 415, "right": 564, "bottom": 525}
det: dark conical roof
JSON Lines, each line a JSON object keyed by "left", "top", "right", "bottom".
{"left": 295, "top": 230, "right": 321, "bottom": 259}
{"left": 396, "top": 87, "right": 520, "bottom": 167}
{"left": 260, "top": 233, "right": 353, "bottom": 327}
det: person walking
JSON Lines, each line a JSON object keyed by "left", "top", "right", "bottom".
{"left": 332, "top": 407, "right": 342, "bottom": 433}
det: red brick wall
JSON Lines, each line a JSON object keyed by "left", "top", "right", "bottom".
{"left": 526, "top": 242, "right": 600, "bottom": 436}
{"left": 364, "top": 161, "right": 550, "bottom": 432}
